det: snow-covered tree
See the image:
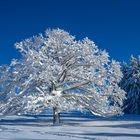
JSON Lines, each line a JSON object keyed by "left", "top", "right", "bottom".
{"left": 120, "top": 55, "right": 140, "bottom": 114}
{"left": 0, "top": 64, "right": 26, "bottom": 115}
{"left": 0, "top": 65, "right": 11, "bottom": 104}
{"left": 0, "top": 29, "right": 125, "bottom": 124}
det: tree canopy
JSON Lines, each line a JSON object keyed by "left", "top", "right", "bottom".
{"left": 0, "top": 29, "right": 125, "bottom": 124}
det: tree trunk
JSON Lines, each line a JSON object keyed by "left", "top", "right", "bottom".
{"left": 53, "top": 107, "right": 60, "bottom": 125}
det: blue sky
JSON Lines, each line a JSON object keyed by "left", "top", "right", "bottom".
{"left": 0, "top": 0, "right": 140, "bottom": 65}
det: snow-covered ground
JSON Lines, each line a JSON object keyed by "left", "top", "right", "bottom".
{"left": 0, "top": 112, "right": 140, "bottom": 140}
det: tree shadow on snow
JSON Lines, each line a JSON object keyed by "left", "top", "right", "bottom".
{"left": 0, "top": 117, "right": 53, "bottom": 127}
{"left": 94, "top": 123, "right": 140, "bottom": 129}
{"left": 61, "top": 132, "right": 140, "bottom": 138}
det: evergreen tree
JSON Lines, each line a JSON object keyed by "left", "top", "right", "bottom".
{"left": 120, "top": 55, "right": 140, "bottom": 114}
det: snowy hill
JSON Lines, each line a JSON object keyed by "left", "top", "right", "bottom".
{"left": 0, "top": 112, "right": 140, "bottom": 140}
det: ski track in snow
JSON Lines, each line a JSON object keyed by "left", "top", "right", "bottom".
{"left": 0, "top": 112, "right": 140, "bottom": 140}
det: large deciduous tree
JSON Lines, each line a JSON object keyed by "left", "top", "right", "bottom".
{"left": 0, "top": 29, "right": 125, "bottom": 124}
{"left": 120, "top": 55, "right": 140, "bottom": 114}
